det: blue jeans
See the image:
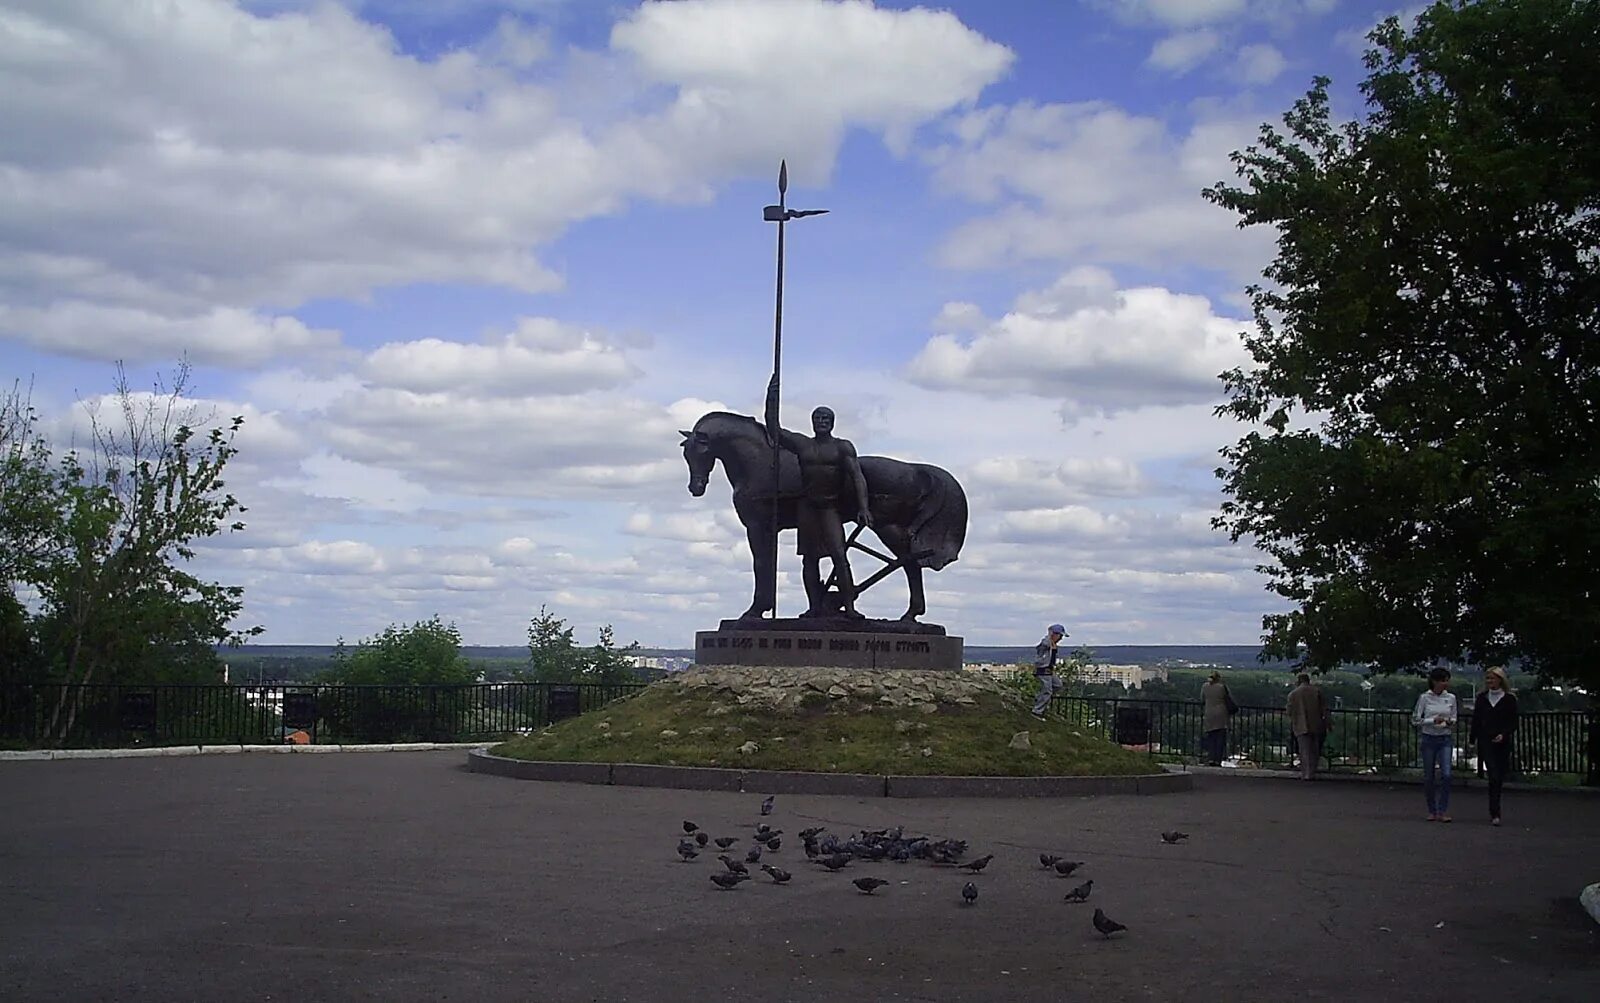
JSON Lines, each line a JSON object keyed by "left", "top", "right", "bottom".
{"left": 1421, "top": 733, "right": 1452, "bottom": 814}
{"left": 1032, "top": 674, "right": 1062, "bottom": 715}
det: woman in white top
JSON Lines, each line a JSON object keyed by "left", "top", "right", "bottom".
{"left": 1412, "top": 667, "right": 1459, "bottom": 821}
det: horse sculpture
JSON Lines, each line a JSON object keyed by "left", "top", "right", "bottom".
{"left": 680, "top": 411, "right": 967, "bottom": 622}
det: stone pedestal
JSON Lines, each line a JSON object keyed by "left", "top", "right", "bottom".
{"left": 695, "top": 618, "right": 963, "bottom": 670}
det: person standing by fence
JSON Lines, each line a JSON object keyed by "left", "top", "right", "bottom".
{"left": 1470, "top": 667, "right": 1518, "bottom": 826}
{"left": 1200, "top": 671, "right": 1236, "bottom": 766}
{"left": 1031, "top": 623, "right": 1068, "bottom": 720}
{"left": 1286, "top": 674, "right": 1331, "bottom": 780}
{"left": 1413, "top": 667, "right": 1459, "bottom": 822}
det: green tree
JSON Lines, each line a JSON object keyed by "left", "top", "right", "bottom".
{"left": 1203, "top": 0, "right": 1600, "bottom": 686}
{"left": 588, "top": 623, "right": 643, "bottom": 685}
{"left": 525, "top": 605, "right": 583, "bottom": 682}
{"left": 523, "top": 606, "right": 641, "bottom": 683}
{"left": 2, "top": 367, "right": 259, "bottom": 735}
{"left": 325, "top": 616, "right": 474, "bottom": 685}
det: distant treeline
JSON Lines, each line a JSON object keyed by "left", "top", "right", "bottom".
{"left": 223, "top": 649, "right": 666, "bottom": 684}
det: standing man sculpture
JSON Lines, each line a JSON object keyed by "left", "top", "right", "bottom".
{"left": 765, "top": 374, "right": 872, "bottom": 618}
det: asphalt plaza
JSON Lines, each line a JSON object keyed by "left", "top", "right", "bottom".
{"left": 1, "top": 752, "right": 1595, "bottom": 1002}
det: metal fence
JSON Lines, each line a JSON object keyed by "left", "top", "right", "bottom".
{"left": 1050, "top": 695, "right": 1599, "bottom": 783}
{"left": 4, "top": 682, "right": 1595, "bottom": 784}
{"left": 0, "top": 681, "right": 646, "bottom": 749}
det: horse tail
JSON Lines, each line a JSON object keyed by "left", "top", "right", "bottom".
{"left": 907, "top": 464, "right": 967, "bottom": 571}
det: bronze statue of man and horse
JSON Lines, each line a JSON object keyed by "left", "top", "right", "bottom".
{"left": 680, "top": 409, "right": 967, "bottom": 623}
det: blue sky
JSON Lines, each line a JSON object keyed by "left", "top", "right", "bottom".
{"left": 0, "top": 0, "right": 1412, "bottom": 647}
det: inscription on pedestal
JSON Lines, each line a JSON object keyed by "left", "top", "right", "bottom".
{"left": 695, "top": 629, "right": 961, "bottom": 670}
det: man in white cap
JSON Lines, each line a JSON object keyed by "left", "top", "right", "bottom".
{"left": 1031, "top": 623, "right": 1069, "bottom": 719}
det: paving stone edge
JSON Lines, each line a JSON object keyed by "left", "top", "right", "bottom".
{"left": 465, "top": 748, "right": 1190, "bottom": 797}
{"left": 0, "top": 742, "right": 492, "bottom": 761}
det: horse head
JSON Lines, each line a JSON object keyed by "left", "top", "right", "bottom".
{"left": 680, "top": 427, "right": 714, "bottom": 497}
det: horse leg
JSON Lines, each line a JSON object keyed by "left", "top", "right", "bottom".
{"left": 742, "top": 522, "right": 773, "bottom": 620}
{"left": 902, "top": 562, "right": 926, "bottom": 622}
{"left": 874, "top": 524, "right": 924, "bottom": 621}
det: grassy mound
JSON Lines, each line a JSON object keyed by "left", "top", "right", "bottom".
{"left": 490, "top": 669, "right": 1153, "bottom": 777}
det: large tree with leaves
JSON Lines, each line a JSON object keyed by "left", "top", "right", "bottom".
{"left": 1204, "top": 0, "right": 1600, "bottom": 684}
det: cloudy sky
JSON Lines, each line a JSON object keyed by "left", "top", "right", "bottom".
{"left": 1, "top": 0, "right": 1408, "bottom": 648}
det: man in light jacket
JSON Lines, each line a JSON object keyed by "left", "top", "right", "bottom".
{"left": 1031, "top": 623, "right": 1068, "bottom": 719}
{"left": 1285, "top": 673, "right": 1332, "bottom": 780}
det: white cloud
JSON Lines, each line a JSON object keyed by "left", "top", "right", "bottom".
{"left": 0, "top": 302, "right": 340, "bottom": 368}
{"left": 925, "top": 100, "right": 1272, "bottom": 275}
{"left": 1146, "top": 29, "right": 1222, "bottom": 73}
{"left": 271, "top": 452, "right": 433, "bottom": 512}
{"left": 1234, "top": 42, "right": 1288, "bottom": 84}
{"left": 622, "top": 510, "right": 729, "bottom": 544}
{"left": 1001, "top": 505, "right": 1128, "bottom": 540}
{"left": 1088, "top": 0, "right": 1336, "bottom": 29}
{"left": 611, "top": 0, "right": 1014, "bottom": 160}
{"left": 0, "top": 0, "right": 1013, "bottom": 366}
{"left": 362, "top": 318, "right": 640, "bottom": 396}
{"left": 967, "top": 456, "right": 1146, "bottom": 509}
{"left": 905, "top": 267, "right": 1249, "bottom": 416}
{"left": 320, "top": 387, "right": 687, "bottom": 497}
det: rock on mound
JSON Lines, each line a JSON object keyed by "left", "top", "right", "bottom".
{"left": 661, "top": 665, "right": 1026, "bottom": 716}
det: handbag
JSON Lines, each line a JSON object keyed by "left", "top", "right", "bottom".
{"left": 1224, "top": 688, "right": 1239, "bottom": 715}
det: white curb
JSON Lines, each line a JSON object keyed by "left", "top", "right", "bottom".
{"left": 0, "top": 741, "right": 493, "bottom": 762}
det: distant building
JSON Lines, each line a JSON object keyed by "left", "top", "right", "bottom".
{"left": 963, "top": 662, "right": 1023, "bottom": 678}
{"left": 1078, "top": 664, "right": 1168, "bottom": 689}
{"left": 630, "top": 654, "right": 694, "bottom": 673}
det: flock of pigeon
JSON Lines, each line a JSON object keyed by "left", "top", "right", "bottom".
{"left": 675, "top": 794, "right": 1194, "bottom": 940}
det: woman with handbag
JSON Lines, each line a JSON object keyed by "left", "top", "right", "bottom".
{"left": 1200, "top": 671, "right": 1237, "bottom": 766}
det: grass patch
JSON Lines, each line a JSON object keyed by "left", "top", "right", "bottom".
{"left": 491, "top": 682, "right": 1155, "bottom": 777}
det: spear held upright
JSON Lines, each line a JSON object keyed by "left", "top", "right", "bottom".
{"left": 761, "top": 160, "right": 828, "bottom": 618}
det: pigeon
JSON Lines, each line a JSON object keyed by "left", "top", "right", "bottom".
{"left": 1159, "top": 831, "right": 1190, "bottom": 844}
{"left": 764, "top": 837, "right": 782, "bottom": 852}
{"left": 718, "top": 855, "right": 749, "bottom": 875}
{"left": 1093, "top": 908, "right": 1127, "bottom": 938}
{"left": 1054, "top": 860, "right": 1085, "bottom": 877}
{"left": 803, "top": 841, "right": 819, "bottom": 860}
{"left": 961, "top": 881, "right": 978, "bottom": 906}
{"left": 852, "top": 877, "right": 889, "bottom": 895}
{"left": 677, "top": 842, "right": 700, "bottom": 862}
{"left": 761, "top": 864, "right": 792, "bottom": 884}
{"left": 1063, "top": 880, "right": 1093, "bottom": 903}
{"left": 682, "top": 820, "right": 699, "bottom": 834}
{"left": 1040, "top": 854, "right": 1060, "bottom": 870}
{"left": 819, "top": 853, "right": 852, "bottom": 871}
{"left": 760, "top": 795, "right": 776, "bottom": 816}
{"left": 694, "top": 831, "right": 709, "bottom": 847}
{"left": 710, "top": 873, "right": 750, "bottom": 890}
{"left": 746, "top": 846, "right": 763, "bottom": 864}
{"left": 714, "top": 837, "right": 738, "bottom": 850}
{"left": 754, "top": 823, "right": 773, "bottom": 838}
{"left": 798, "top": 827, "right": 825, "bottom": 841}
{"left": 958, "top": 854, "right": 994, "bottom": 873}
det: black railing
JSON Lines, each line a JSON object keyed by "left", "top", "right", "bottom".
{"left": 0, "top": 682, "right": 646, "bottom": 750}
{"left": 1051, "top": 695, "right": 1599, "bottom": 783}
